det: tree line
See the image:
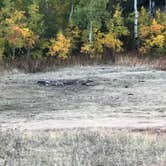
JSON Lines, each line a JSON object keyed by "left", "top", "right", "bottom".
{"left": 0, "top": 0, "right": 166, "bottom": 62}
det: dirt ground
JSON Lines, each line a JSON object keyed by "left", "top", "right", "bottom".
{"left": 0, "top": 65, "right": 166, "bottom": 131}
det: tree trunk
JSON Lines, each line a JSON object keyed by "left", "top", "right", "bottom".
{"left": 89, "top": 21, "right": 93, "bottom": 44}
{"left": 149, "top": 0, "right": 152, "bottom": 17}
{"left": 13, "top": 49, "right": 15, "bottom": 57}
{"left": 27, "top": 48, "right": 31, "bottom": 59}
{"left": 69, "top": 0, "right": 74, "bottom": 21}
{"left": 45, "top": 0, "right": 48, "bottom": 14}
{"left": 134, "top": 0, "right": 138, "bottom": 48}
{"left": 152, "top": 1, "right": 155, "bottom": 17}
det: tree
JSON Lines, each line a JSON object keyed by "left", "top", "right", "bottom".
{"left": 81, "top": 7, "right": 129, "bottom": 57}
{"left": 0, "top": 1, "right": 42, "bottom": 58}
{"left": 138, "top": 8, "right": 166, "bottom": 55}
{"left": 74, "top": 0, "right": 109, "bottom": 42}
{"left": 48, "top": 32, "right": 71, "bottom": 60}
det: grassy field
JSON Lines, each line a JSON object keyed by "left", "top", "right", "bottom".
{"left": 1, "top": 66, "right": 166, "bottom": 165}
{"left": 0, "top": 129, "right": 166, "bottom": 166}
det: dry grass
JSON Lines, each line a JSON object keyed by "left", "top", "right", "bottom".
{"left": 0, "top": 62, "right": 6, "bottom": 74}
{"left": 115, "top": 52, "right": 166, "bottom": 70}
{"left": 0, "top": 129, "right": 166, "bottom": 166}
{"left": 1, "top": 52, "right": 166, "bottom": 73}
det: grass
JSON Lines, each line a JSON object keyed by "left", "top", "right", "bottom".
{"left": 114, "top": 53, "right": 166, "bottom": 70}
{"left": 0, "top": 129, "right": 166, "bottom": 166}
{"left": 1, "top": 52, "right": 166, "bottom": 73}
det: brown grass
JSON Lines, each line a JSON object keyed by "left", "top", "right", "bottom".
{"left": 0, "top": 129, "right": 166, "bottom": 166}
{"left": 0, "top": 62, "right": 6, "bottom": 74}
{"left": 115, "top": 52, "right": 166, "bottom": 70}
{"left": 1, "top": 52, "right": 166, "bottom": 73}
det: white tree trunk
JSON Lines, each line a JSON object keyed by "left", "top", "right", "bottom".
{"left": 152, "top": 1, "right": 155, "bottom": 17}
{"left": 149, "top": 0, "right": 152, "bottom": 17}
{"left": 134, "top": 0, "right": 138, "bottom": 39}
{"left": 45, "top": 0, "right": 48, "bottom": 13}
{"left": 89, "top": 21, "right": 93, "bottom": 44}
{"left": 69, "top": 1, "right": 74, "bottom": 21}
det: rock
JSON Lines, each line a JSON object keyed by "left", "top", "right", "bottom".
{"left": 124, "top": 85, "right": 129, "bottom": 88}
{"left": 37, "top": 79, "right": 96, "bottom": 87}
{"left": 81, "top": 79, "right": 96, "bottom": 86}
{"left": 128, "top": 93, "right": 134, "bottom": 96}
{"left": 138, "top": 80, "right": 145, "bottom": 83}
{"left": 37, "top": 80, "right": 51, "bottom": 86}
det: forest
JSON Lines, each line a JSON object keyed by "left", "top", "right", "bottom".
{"left": 0, "top": 0, "right": 166, "bottom": 64}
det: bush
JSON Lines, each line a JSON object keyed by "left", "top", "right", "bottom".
{"left": 138, "top": 8, "right": 166, "bottom": 55}
{"left": 48, "top": 32, "right": 71, "bottom": 60}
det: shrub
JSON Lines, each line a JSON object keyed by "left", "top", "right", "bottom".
{"left": 139, "top": 8, "right": 166, "bottom": 55}
{"left": 81, "top": 28, "right": 104, "bottom": 57}
{"left": 48, "top": 32, "right": 71, "bottom": 60}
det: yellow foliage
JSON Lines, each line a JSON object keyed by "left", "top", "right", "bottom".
{"left": 113, "top": 9, "right": 121, "bottom": 19}
{"left": 68, "top": 26, "right": 81, "bottom": 39}
{"left": 65, "top": 25, "right": 81, "bottom": 51}
{"left": 139, "top": 12, "right": 166, "bottom": 54}
{"left": 14, "top": 10, "right": 25, "bottom": 22}
{"left": 150, "top": 35, "right": 165, "bottom": 48}
{"left": 8, "top": 25, "right": 23, "bottom": 47}
{"left": 81, "top": 29, "right": 104, "bottom": 56}
{"left": 151, "top": 19, "right": 164, "bottom": 34}
{"left": 139, "top": 7, "right": 149, "bottom": 25}
{"left": 48, "top": 32, "right": 71, "bottom": 60}
{"left": 8, "top": 25, "right": 37, "bottom": 49}
{"left": 81, "top": 43, "right": 95, "bottom": 55}
{"left": 139, "top": 35, "right": 165, "bottom": 54}
{"left": 4, "top": 9, "right": 37, "bottom": 51}
{"left": 21, "top": 28, "right": 38, "bottom": 48}
{"left": 6, "top": 10, "right": 25, "bottom": 25}
{"left": 139, "top": 44, "right": 149, "bottom": 54}
{"left": 103, "top": 33, "right": 123, "bottom": 52}
{"left": 139, "top": 19, "right": 164, "bottom": 39}
{"left": 139, "top": 25, "right": 150, "bottom": 38}
{"left": 156, "top": 9, "right": 161, "bottom": 20}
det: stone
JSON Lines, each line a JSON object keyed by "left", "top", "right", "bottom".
{"left": 37, "top": 79, "right": 96, "bottom": 87}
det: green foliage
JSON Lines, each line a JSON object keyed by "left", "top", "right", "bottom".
{"left": 65, "top": 23, "right": 81, "bottom": 53}
{"left": 27, "top": 3, "right": 45, "bottom": 36}
{"left": 81, "top": 7, "right": 129, "bottom": 57}
{"left": 81, "top": 27, "right": 104, "bottom": 57}
{"left": 74, "top": 0, "right": 109, "bottom": 29}
{"left": 103, "top": 7, "right": 129, "bottom": 52}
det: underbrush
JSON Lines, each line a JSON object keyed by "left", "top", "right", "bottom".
{"left": 1, "top": 53, "right": 166, "bottom": 73}
{"left": 0, "top": 54, "right": 115, "bottom": 73}
{"left": 0, "top": 129, "right": 166, "bottom": 166}
{"left": 115, "top": 53, "right": 166, "bottom": 70}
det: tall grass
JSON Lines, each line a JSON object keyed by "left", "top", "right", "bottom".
{"left": 1, "top": 53, "right": 166, "bottom": 73}
{"left": 0, "top": 129, "right": 166, "bottom": 166}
